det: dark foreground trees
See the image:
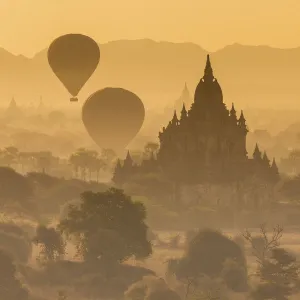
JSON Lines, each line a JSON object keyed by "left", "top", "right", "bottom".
{"left": 167, "top": 229, "right": 248, "bottom": 299}
{"left": 252, "top": 248, "right": 299, "bottom": 300}
{"left": 58, "top": 188, "right": 152, "bottom": 264}
{"left": 244, "top": 224, "right": 300, "bottom": 300}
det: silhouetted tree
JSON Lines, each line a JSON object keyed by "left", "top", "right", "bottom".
{"left": 167, "top": 229, "right": 247, "bottom": 298}
{"left": 58, "top": 188, "right": 152, "bottom": 264}
{"left": 185, "top": 229, "right": 246, "bottom": 277}
{"left": 69, "top": 148, "right": 103, "bottom": 181}
{"left": 243, "top": 224, "right": 283, "bottom": 263}
{"left": 243, "top": 225, "right": 300, "bottom": 299}
{"left": 33, "top": 225, "right": 65, "bottom": 265}
{"left": 90, "top": 156, "right": 106, "bottom": 182}
{"left": 251, "top": 248, "right": 300, "bottom": 300}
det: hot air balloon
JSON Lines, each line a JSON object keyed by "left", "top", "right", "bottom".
{"left": 48, "top": 34, "right": 100, "bottom": 102}
{"left": 82, "top": 88, "right": 145, "bottom": 152}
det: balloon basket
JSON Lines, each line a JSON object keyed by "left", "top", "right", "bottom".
{"left": 70, "top": 97, "right": 78, "bottom": 102}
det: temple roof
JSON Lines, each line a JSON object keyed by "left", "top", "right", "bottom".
{"left": 193, "top": 55, "right": 223, "bottom": 108}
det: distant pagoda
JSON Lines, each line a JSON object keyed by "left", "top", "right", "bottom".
{"left": 175, "top": 82, "right": 193, "bottom": 113}
{"left": 6, "top": 97, "right": 22, "bottom": 119}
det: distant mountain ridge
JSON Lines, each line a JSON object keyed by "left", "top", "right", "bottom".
{"left": 0, "top": 39, "right": 300, "bottom": 110}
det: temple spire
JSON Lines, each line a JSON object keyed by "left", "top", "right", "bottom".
{"left": 238, "top": 110, "right": 248, "bottom": 133}
{"left": 262, "top": 151, "right": 270, "bottom": 167}
{"left": 253, "top": 143, "right": 262, "bottom": 161}
{"left": 172, "top": 110, "right": 179, "bottom": 125}
{"left": 124, "top": 151, "right": 133, "bottom": 167}
{"left": 204, "top": 54, "right": 214, "bottom": 81}
{"left": 9, "top": 97, "right": 17, "bottom": 108}
{"left": 180, "top": 103, "right": 187, "bottom": 120}
{"left": 271, "top": 158, "right": 278, "bottom": 170}
{"left": 239, "top": 110, "right": 245, "bottom": 122}
{"left": 181, "top": 83, "right": 191, "bottom": 104}
{"left": 271, "top": 158, "right": 279, "bottom": 178}
{"left": 125, "top": 150, "right": 132, "bottom": 161}
{"left": 115, "top": 159, "right": 122, "bottom": 170}
{"left": 230, "top": 103, "right": 237, "bottom": 120}
{"left": 175, "top": 83, "right": 192, "bottom": 113}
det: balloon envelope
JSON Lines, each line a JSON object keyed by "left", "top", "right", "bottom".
{"left": 48, "top": 34, "right": 100, "bottom": 98}
{"left": 82, "top": 88, "right": 145, "bottom": 151}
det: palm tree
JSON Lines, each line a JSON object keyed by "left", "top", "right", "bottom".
{"left": 92, "top": 157, "right": 106, "bottom": 182}
{"left": 69, "top": 152, "right": 81, "bottom": 179}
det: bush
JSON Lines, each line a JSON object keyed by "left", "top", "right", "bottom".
{"left": 167, "top": 229, "right": 248, "bottom": 298}
{"left": 221, "top": 258, "right": 248, "bottom": 292}
{"left": 251, "top": 247, "right": 299, "bottom": 300}
{"left": 33, "top": 225, "right": 65, "bottom": 264}
{"left": 186, "top": 229, "right": 246, "bottom": 277}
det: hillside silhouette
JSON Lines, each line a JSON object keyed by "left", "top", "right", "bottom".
{"left": 0, "top": 39, "right": 300, "bottom": 109}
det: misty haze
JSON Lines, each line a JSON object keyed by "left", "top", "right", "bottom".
{"left": 2, "top": 2, "right": 300, "bottom": 300}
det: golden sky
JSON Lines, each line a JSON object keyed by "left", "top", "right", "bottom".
{"left": 0, "top": 0, "right": 299, "bottom": 57}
